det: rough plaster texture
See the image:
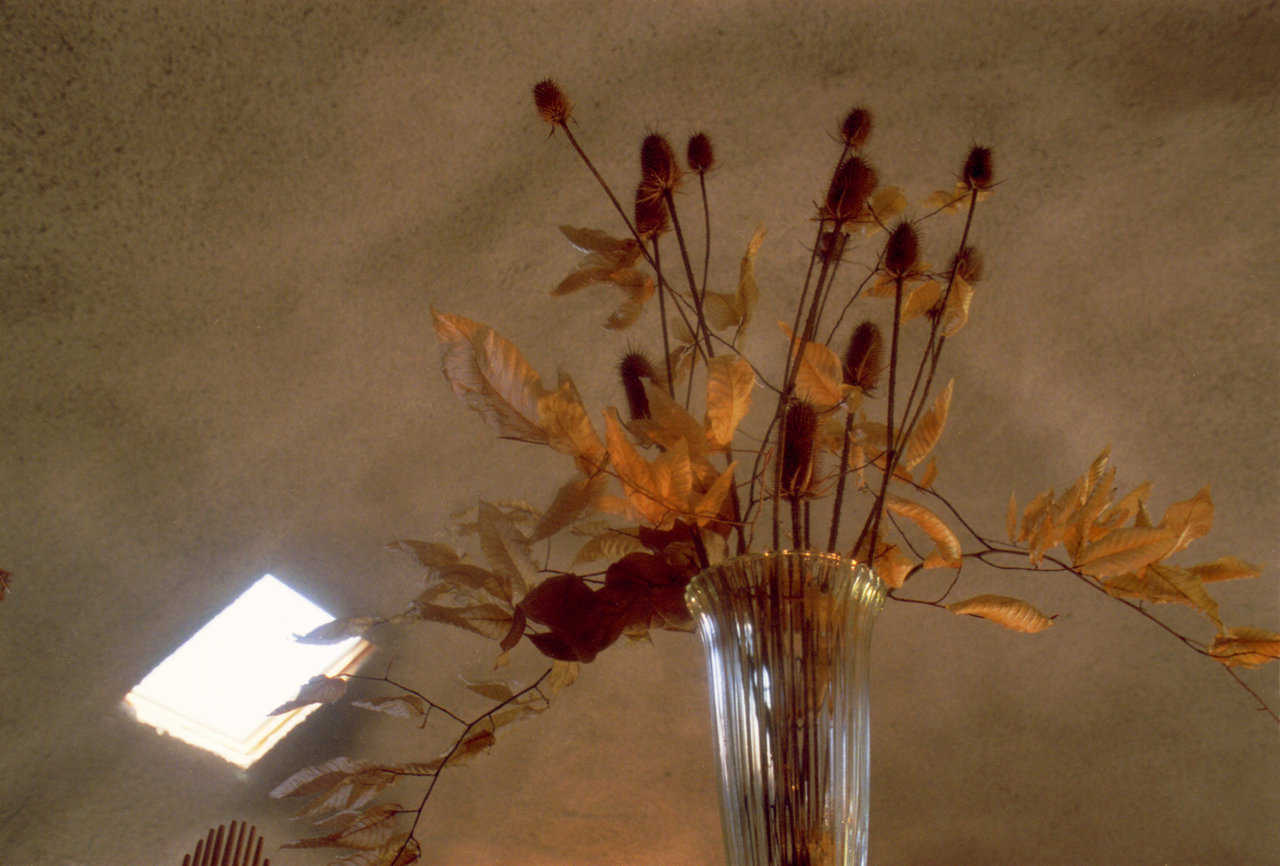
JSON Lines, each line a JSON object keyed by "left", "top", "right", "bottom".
{"left": 1, "top": 1, "right": 1277, "bottom": 864}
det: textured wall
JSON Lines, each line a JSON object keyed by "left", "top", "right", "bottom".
{"left": 1, "top": 1, "right": 1276, "bottom": 864}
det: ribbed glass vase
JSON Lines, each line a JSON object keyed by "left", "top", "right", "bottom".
{"left": 685, "top": 550, "right": 885, "bottom": 866}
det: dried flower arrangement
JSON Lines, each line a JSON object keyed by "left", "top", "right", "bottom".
{"left": 264, "top": 80, "right": 1279, "bottom": 864}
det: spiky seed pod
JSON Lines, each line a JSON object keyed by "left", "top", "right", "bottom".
{"left": 963, "top": 146, "right": 994, "bottom": 190}
{"left": 843, "top": 321, "right": 883, "bottom": 392}
{"left": 686, "top": 132, "right": 714, "bottom": 173}
{"left": 639, "top": 134, "right": 682, "bottom": 201}
{"left": 884, "top": 221, "right": 919, "bottom": 276}
{"left": 532, "top": 79, "right": 571, "bottom": 125}
{"left": 634, "top": 184, "right": 669, "bottom": 240}
{"left": 952, "top": 245, "right": 984, "bottom": 283}
{"left": 840, "top": 107, "right": 873, "bottom": 149}
{"left": 781, "top": 401, "right": 819, "bottom": 498}
{"left": 619, "top": 351, "right": 657, "bottom": 420}
{"left": 823, "top": 157, "right": 878, "bottom": 222}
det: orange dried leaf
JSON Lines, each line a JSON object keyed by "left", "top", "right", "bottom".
{"left": 903, "top": 379, "right": 952, "bottom": 469}
{"left": 1209, "top": 627, "right": 1280, "bottom": 668}
{"left": 1158, "top": 486, "right": 1213, "bottom": 554}
{"left": 939, "top": 278, "right": 973, "bottom": 336}
{"left": 691, "top": 461, "right": 738, "bottom": 527}
{"left": 705, "top": 355, "right": 755, "bottom": 448}
{"left": 432, "top": 310, "right": 549, "bottom": 444}
{"left": 885, "top": 494, "right": 961, "bottom": 568}
{"left": 1191, "top": 556, "right": 1262, "bottom": 584}
{"left": 1103, "top": 564, "right": 1221, "bottom": 625}
{"left": 947, "top": 594, "right": 1054, "bottom": 634}
{"left": 1075, "top": 526, "right": 1177, "bottom": 578}
{"left": 900, "top": 280, "right": 941, "bottom": 322}
{"left": 779, "top": 322, "right": 846, "bottom": 410}
{"left": 538, "top": 373, "right": 606, "bottom": 474}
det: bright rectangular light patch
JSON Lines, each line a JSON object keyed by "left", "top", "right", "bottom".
{"left": 125, "top": 574, "right": 371, "bottom": 768}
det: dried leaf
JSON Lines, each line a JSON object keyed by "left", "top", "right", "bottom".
{"left": 386, "top": 540, "right": 461, "bottom": 570}
{"left": 460, "top": 676, "right": 516, "bottom": 702}
{"left": 295, "top": 616, "right": 379, "bottom": 644}
{"left": 947, "top": 594, "right": 1054, "bottom": 634}
{"left": 1158, "top": 486, "right": 1213, "bottom": 554}
{"left": 885, "top": 494, "right": 961, "bottom": 568}
{"left": 704, "top": 355, "right": 755, "bottom": 448}
{"left": 432, "top": 310, "right": 549, "bottom": 444}
{"left": 477, "top": 502, "right": 536, "bottom": 597}
{"left": 559, "top": 226, "right": 638, "bottom": 260}
{"left": 873, "top": 543, "right": 916, "bottom": 589}
{"left": 903, "top": 379, "right": 952, "bottom": 469}
{"left": 531, "top": 474, "right": 606, "bottom": 542}
{"left": 351, "top": 695, "right": 429, "bottom": 720}
{"left": 691, "top": 461, "right": 738, "bottom": 527}
{"left": 900, "top": 280, "right": 941, "bottom": 322}
{"left": 545, "top": 660, "right": 580, "bottom": 695}
{"left": 270, "top": 675, "right": 348, "bottom": 716}
{"left": 272, "top": 757, "right": 375, "bottom": 800}
{"left": 283, "top": 803, "right": 401, "bottom": 851}
{"left": 635, "top": 380, "right": 708, "bottom": 459}
{"left": 572, "top": 530, "right": 647, "bottom": 565}
{"left": 1075, "top": 527, "right": 1177, "bottom": 578}
{"left": 779, "top": 322, "right": 846, "bottom": 410}
{"left": 1103, "top": 564, "right": 1221, "bottom": 626}
{"left": 918, "top": 457, "right": 939, "bottom": 489}
{"left": 939, "top": 278, "right": 973, "bottom": 336}
{"left": 1209, "top": 627, "right": 1280, "bottom": 668}
{"left": 1190, "top": 556, "right": 1262, "bottom": 584}
{"left": 538, "top": 374, "right": 606, "bottom": 474}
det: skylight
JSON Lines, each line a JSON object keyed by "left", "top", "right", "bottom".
{"left": 124, "top": 574, "right": 371, "bottom": 768}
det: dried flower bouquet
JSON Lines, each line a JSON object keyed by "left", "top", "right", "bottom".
{"left": 265, "top": 80, "right": 1278, "bottom": 865}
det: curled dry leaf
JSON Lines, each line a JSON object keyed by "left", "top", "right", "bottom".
{"left": 947, "top": 594, "right": 1054, "bottom": 634}
{"left": 1191, "top": 556, "right": 1262, "bottom": 584}
{"left": 903, "top": 379, "right": 952, "bottom": 469}
{"left": 1209, "top": 627, "right": 1280, "bottom": 668}
{"left": 432, "top": 310, "right": 549, "bottom": 444}
{"left": 270, "top": 675, "right": 349, "bottom": 716}
{"left": 885, "top": 494, "right": 961, "bottom": 568}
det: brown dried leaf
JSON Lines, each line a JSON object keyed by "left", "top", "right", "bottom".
{"left": 903, "top": 379, "right": 952, "bottom": 469}
{"left": 461, "top": 676, "right": 516, "bottom": 702}
{"left": 705, "top": 355, "right": 755, "bottom": 449}
{"left": 1075, "top": 527, "right": 1177, "bottom": 578}
{"left": 873, "top": 543, "right": 916, "bottom": 589}
{"left": 635, "top": 380, "right": 708, "bottom": 459}
{"left": 294, "top": 768, "right": 398, "bottom": 820}
{"left": 885, "top": 494, "right": 961, "bottom": 568}
{"left": 351, "top": 695, "right": 428, "bottom": 720}
{"left": 559, "top": 226, "right": 638, "bottom": 260}
{"left": 531, "top": 474, "right": 607, "bottom": 543}
{"left": 270, "top": 675, "right": 348, "bottom": 716}
{"left": 1209, "top": 627, "right": 1280, "bottom": 668}
{"left": 947, "top": 594, "right": 1054, "bottom": 633}
{"left": 1191, "top": 556, "right": 1262, "bottom": 584}
{"left": 432, "top": 310, "right": 548, "bottom": 444}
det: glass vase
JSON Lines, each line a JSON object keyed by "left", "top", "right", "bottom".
{"left": 685, "top": 550, "right": 885, "bottom": 866}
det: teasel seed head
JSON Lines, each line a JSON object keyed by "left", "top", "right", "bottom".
{"left": 781, "top": 401, "right": 819, "bottom": 499}
{"left": 840, "top": 107, "right": 873, "bottom": 149}
{"left": 884, "top": 220, "right": 919, "bottom": 276}
{"left": 634, "top": 184, "right": 670, "bottom": 240}
{"left": 823, "top": 156, "right": 878, "bottom": 222}
{"left": 843, "top": 321, "right": 883, "bottom": 392}
{"left": 952, "top": 245, "right": 984, "bottom": 283}
{"left": 532, "top": 79, "right": 572, "bottom": 126}
{"left": 619, "top": 350, "right": 657, "bottom": 420}
{"left": 963, "top": 146, "right": 994, "bottom": 190}
{"left": 686, "top": 132, "right": 714, "bottom": 173}
{"left": 639, "top": 133, "right": 682, "bottom": 201}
